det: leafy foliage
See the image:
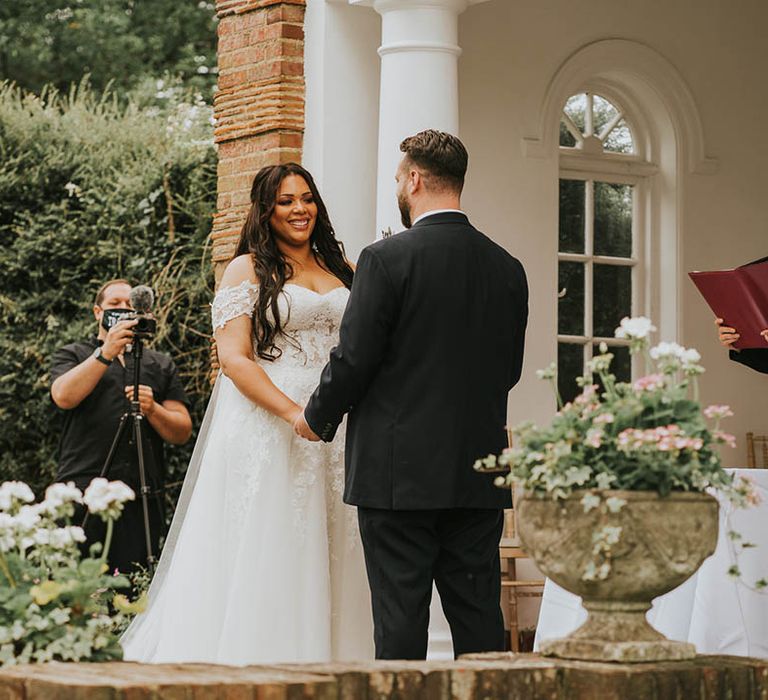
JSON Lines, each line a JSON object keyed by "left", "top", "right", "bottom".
{"left": 476, "top": 318, "right": 749, "bottom": 502}
{"left": 0, "top": 1, "right": 218, "bottom": 96}
{"left": 0, "top": 81, "right": 217, "bottom": 496}
{"left": 0, "top": 480, "right": 141, "bottom": 665}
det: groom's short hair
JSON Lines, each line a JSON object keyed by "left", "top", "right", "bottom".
{"left": 399, "top": 130, "right": 468, "bottom": 194}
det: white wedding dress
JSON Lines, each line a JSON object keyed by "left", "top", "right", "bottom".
{"left": 121, "top": 281, "right": 374, "bottom": 664}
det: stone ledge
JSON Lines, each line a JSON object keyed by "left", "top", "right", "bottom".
{"left": 1, "top": 654, "right": 767, "bottom": 699}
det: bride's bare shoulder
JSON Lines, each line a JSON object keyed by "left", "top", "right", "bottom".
{"left": 220, "top": 254, "right": 259, "bottom": 288}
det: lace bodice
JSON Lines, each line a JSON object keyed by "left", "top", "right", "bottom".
{"left": 211, "top": 280, "right": 349, "bottom": 368}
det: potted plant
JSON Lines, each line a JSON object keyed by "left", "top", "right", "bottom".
{"left": 476, "top": 317, "right": 756, "bottom": 662}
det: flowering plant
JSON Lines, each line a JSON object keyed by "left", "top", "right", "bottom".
{"left": 0, "top": 478, "right": 145, "bottom": 666}
{"left": 476, "top": 317, "right": 761, "bottom": 583}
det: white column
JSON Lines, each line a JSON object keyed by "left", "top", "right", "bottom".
{"left": 351, "top": 0, "right": 487, "bottom": 237}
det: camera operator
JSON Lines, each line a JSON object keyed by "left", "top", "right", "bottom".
{"left": 50, "top": 279, "right": 192, "bottom": 574}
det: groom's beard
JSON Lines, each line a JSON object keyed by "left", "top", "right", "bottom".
{"left": 397, "top": 192, "right": 412, "bottom": 229}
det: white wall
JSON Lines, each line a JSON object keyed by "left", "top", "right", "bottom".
{"left": 458, "top": 0, "right": 768, "bottom": 464}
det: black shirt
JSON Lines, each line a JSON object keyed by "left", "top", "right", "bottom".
{"left": 50, "top": 338, "right": 189, "bottom": 487}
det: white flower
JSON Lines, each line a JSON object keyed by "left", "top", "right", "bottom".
{"left": 48, "top": 526, "right": 86, "bottom": 549}
{"left": 39, "top": 482, "right": 83, "bottom": 519}
{"left": 13, "top": 505, "right": 41, "bottom": 531}
{"left": 44, "top": 482, "right": 83, "bottom": 507}
{"left": 83, "top": 478, "right": 135, "bottom": 517}
{"left": 0, "top": 513, "right": 15, "bottom": 552}
{"left": 0, "top": 481, "right": 35, "bottom": 511}
{"left": 615, "top": 316, "right": 656, "bottom": 340}
{"left": 649, "top": 341, "right": 685, "bottom": 360}
{"left": 680, "top": 348, "right": 701, "bottom": 365}
{"left": 33, "top": 529, "right": 50, "bottom": 546}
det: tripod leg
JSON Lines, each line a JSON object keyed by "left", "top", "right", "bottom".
{"left": 81, "top": 413, "right": 132, "bottom": 529}
{"left": 132, "top": 412, "right": 157, "bottom": 571}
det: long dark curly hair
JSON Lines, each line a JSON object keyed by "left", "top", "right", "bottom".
{"left": 234, "top": 163, "right": 354, "bottom": 361}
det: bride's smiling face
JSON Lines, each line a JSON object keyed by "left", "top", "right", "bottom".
{"left": 270, "top": 175, "right": 318, "bottom": 249}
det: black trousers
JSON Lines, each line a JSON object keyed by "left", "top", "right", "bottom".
{"left": 357, "top": 507, "right": 505, "bottom": 660}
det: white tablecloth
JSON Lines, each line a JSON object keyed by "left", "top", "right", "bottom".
{"left": 534, "top": 469, "right": 768, "bottom": 658}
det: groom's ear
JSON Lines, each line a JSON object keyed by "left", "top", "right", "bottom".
{"left": 408, "top": 168, "right": 422, "bottom": 194}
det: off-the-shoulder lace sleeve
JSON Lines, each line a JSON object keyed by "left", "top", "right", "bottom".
{"left": 211, "top": 280, "right": 259, "bottom": 331}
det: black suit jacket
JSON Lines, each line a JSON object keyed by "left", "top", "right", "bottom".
{"left": 304, "top": 212, "right": 528, "bottom": 510}
{"left": 730, "top": 348, "right": 768, "bottom": 374}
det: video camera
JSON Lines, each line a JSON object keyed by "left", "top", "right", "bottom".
{"left": 100, "top": 285, "right": 157, "bottom": 338}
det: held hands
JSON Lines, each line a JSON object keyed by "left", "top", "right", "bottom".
{"left": 102, "top": 318, "right": 138, "bottom": 360}
{"left": 125, "top": 384, "right": 156, "bottom": 417}
{"left": 293, "top": 408, "right": 321, "bottom": 442}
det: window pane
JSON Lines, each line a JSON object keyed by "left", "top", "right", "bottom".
{"left": 559, "top": 120, "right": 577, "bottom": 148}
{"left": 592, "top": 95, "right": 620, "bottom": 139}
{"left": 563, "top": 93, "right": 587, "bottom": 133}
{"left": 593, "top": 264, "right": 631, "bottom": 337}
{"left": 558, "top": 261, "right": 584, "bottom": 335}
{"left": 559, "top": 179, "right": 585, "bottom": 253}
{"left": 594, "top": 182, "right": 632, "bottom": 258}
{"left": 593, "top": 344, "right": 631, "bottom": 385}
{"left": 558, "top": 342, "right": 584, "bottom": 405}
{"left": 604, "top": 118, "right": 634, "bottom": 154}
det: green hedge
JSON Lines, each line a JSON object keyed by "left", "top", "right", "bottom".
{"left": 0, "top": 82, "right": 217, "bottom": 496}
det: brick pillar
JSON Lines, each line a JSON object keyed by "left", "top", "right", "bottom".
{"left": 212, "top": 0, "right": 306, "bottom": 281}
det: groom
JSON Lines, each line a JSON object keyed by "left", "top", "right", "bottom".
{"left": 295, "top": 129, "right": 528, "bottom": 659}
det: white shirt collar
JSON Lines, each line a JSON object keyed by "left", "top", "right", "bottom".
{"left": 411, "top": 208, "right": 465, "bottom": 227}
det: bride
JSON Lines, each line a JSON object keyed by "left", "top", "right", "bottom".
{"left": 121, "top": 163, "right": 374, "bottom": 664}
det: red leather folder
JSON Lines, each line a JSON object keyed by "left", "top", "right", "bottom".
{"left": 689, "top": 257, "right": 768, "bottom": 350}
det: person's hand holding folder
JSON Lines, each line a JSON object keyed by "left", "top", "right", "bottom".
{"left": 689, "top": 256, "right": 768, "bottom": 350}
{"left": 715, "top": 318, "right": 768, "bottom": 350}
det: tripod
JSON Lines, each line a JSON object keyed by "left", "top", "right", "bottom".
{"left": 82, "top": 334, "right": 159, "bottom": 572}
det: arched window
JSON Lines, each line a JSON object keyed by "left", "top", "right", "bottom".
{"left": 557, "top": 91, "right": 656, "bottom": 402}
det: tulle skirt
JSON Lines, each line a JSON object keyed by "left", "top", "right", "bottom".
{"left": 120, "top": 372, "right": 374, "bottom": 664}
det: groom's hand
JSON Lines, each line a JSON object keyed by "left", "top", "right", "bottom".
{"left": 294, "top": 409, "right": 321, "bottom": 442}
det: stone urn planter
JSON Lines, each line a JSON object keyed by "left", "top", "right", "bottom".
{"left": 517, "top": 489, "right": 719, "bottom": 663}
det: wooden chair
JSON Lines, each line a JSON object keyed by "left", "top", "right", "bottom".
{"left": 499, "top": 507, "right": 545, "bottom": 652}
{"left": 746, "top": 432, "right": 768, "bottom": 468}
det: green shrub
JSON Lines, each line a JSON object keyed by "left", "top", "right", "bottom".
{"left": 0, "top": 81, "right": 217, "bottom": 498}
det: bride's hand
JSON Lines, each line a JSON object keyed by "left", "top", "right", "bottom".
{"left": 294, "top": 409, "right": 321, "bottom": 442}
{"left": 283, "top": 404, "right": 303, "bottom": 426}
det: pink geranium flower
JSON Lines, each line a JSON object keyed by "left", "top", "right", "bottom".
{"left": 632, "top": 374, "right": 665, "bottom": 392}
